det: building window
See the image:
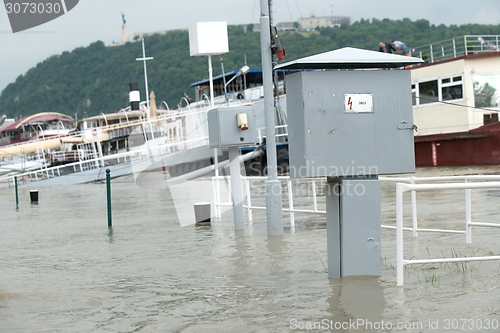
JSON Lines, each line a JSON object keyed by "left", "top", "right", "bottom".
{"left": 413, "top": 74, "right": 464, "bottom": 106}
{"left": 473, "top": 74, "right": 500, "bottom": 108}
{"left": 441, "top": 75, "right": 463, "bottom": 100}
{"left": 418, "top": 80, "right": 439, "bottom": 104}
{"left": 484, "top": 113, "right": 498, "bottom": 125}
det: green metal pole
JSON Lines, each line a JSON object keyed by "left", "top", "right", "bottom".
{"left": 14, "top": 176, "right": 18, "bottom": 208}
{"left": 106, "top": 169, "right": 112, "bottom": 227}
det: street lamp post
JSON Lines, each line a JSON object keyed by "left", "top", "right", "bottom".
{"left": 224, "top": 65, "right": 250, "bottom": 106}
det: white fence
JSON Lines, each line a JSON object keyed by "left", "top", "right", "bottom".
{"left": 391, "top": 176, "right": 500, "bottom": 286}
{"left": 213, "top": 174, "right": 500, "bottom": 286}
{"left": 380, "top": 175, "right": 500, "bottom": 241}
{"left": 212, "top": 175, "right": 325, "bottom": 232}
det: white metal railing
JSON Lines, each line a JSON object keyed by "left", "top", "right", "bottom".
{"left": 213, "top": 174, "right": 500, "bottom": 286}
{"left": 212, "top": 175, "right": 325, "bottom": 232}
{"left": 214, "top": 174, "right": 500, "bottom": 237}
{"left": 256, "top": 125, "right": 288, "bottom": 144}
{"left": 412, "top": 35, "right": 500, "bottom": 64}
{"left": 380, "top": 175, "right": 500, "bottom": 241}
{"left": 395, "top": 180, "right": 500, "bottom": 286}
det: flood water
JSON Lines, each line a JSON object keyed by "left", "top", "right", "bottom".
{"left": 1, "top": 165, "right": 500, "bottom": 332}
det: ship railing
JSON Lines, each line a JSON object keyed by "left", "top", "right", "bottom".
{"left": 0, "top": 107, "right": 211, "bottom": 169}
{"left": 73, "top": 107, "right": 206, "bottom": 140}
{"left": 0, "top": 105, "right": 213, "bottom": 184}
{"left": 49, "top": 150, "right": 94, "bottom": 163}
{"left": 412, "top": 35, "right": 500, "bottom": 64}
{"left": 3, "top": 135, "right": 209, "bottom": 185}
{"left": 212, "top": 174, "right": 500, "bottom": 286}
{"left": 0, "top": 152, "right": 35, "bottom": 165}
{"left": 176, "top": 96, "right": 253, "bottom": 112}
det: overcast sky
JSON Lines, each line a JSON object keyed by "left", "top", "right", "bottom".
{"left": 1, "top": 0, "right": 499, "bottom": 94}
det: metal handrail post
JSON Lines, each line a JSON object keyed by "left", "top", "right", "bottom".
{"left": 396, "top": 183, "right": 405, "bottom": 287}
{"left": 214, "top": 148, "right": 221, "bottom": 218}
{"left": 312, "top": 180, "right": 318, "bottom": 212}
{"left": 212, "top": 176, "right": 219, "bottom": 219}
{"left": 14, "top": 176, "right": 18, "bottom": 208}
{"left": 410, "top": 177, "right": 418, "bottom": 237}
{"left": 287, "top": 178, "right": 295, "bottom": 230}
{"left": 465, "top": 179, "right": 472, "bottom": 244}
{"left": 245, "top": 178, "right": 253, "bottom": 222}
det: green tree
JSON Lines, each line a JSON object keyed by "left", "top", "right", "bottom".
{"left": 1, "top": 19, "right": 499, "bottom": 119}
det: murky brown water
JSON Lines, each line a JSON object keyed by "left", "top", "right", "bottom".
{"left": 1, "top": 165, "right": 500, "bottom": 332}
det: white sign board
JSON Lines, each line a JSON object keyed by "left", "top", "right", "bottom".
{"left": 344, "top": 94, "right": 373, "bottom": 113}
{"left": 189, "top": 21, "right": 229, "bottom": 56}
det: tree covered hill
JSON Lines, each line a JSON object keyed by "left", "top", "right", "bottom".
{"left": 1, "top": 18, "right": 499, "bottom": 119}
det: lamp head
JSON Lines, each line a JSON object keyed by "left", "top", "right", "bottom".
{"left": 238, "top": 65, "right": 250, "bottom": 76}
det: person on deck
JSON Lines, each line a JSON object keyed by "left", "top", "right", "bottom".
{"left": 391, "top": 40, "right": 411, "bottom": 55}
{"left": 379, "top": 42, "right": 396, "bottom": 53}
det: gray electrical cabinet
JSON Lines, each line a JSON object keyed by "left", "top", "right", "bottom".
{"left": 277, "top": 47, "right": 422, "bottom": 279}
{"left": 285, "top": 69, "right": 416, "bottom": 277}
{"left": 286, "top": 70, "right": 415, "bottom": 178}
{"left": 207, "top": 106, "right": 258, "bottom": 231}
{"left": 208, "top": 106, "right": 257, "bottom": 148}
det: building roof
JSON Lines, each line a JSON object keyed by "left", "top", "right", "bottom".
{"left": 0, "top": 112, "right": 74, "bottom": 133}
{"left": 274, "top": 47, "right": 424, "bottom": 70}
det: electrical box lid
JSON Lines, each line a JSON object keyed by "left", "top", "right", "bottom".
{"left": 274, "top": 47, "right": 424, "bottom": 70}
